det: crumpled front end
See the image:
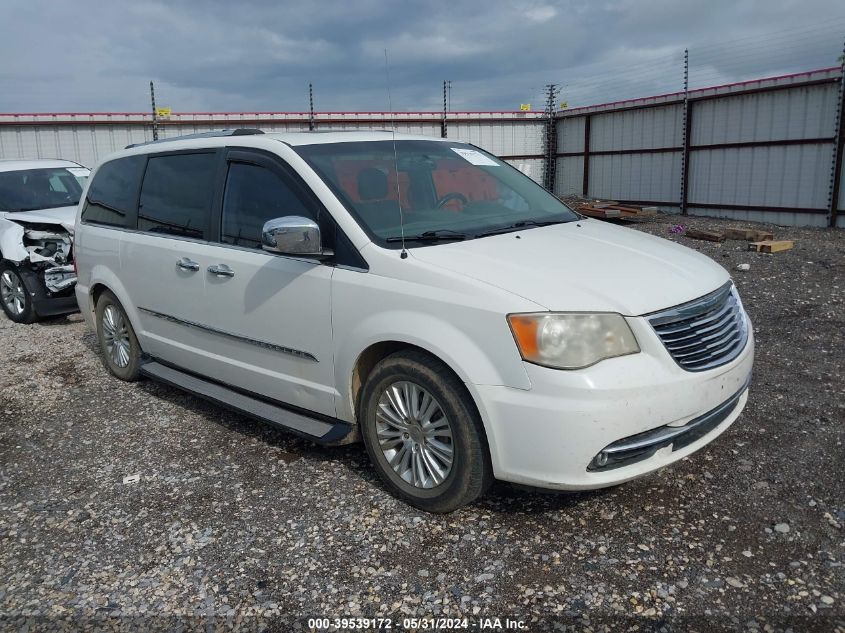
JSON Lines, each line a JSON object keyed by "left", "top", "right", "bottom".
{"left": 20, "top": 224, "right": 78, "bottom": 292}
{"left": 0, "top": 217, "right": 79, "bottom": 317}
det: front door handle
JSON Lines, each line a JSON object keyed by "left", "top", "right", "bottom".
{"left": 207, "top": 264, "right": 235, "bottom": 278}
{"left": 177, "top": 257, "right": 200, "bottom": 272}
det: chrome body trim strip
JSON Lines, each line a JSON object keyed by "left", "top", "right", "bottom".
{"left": 138, "top": 307, "right": 318, "bottom": 362}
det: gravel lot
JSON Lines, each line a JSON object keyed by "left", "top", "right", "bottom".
{"left": 1, "top": 215, "right": 843, "bottom": 631}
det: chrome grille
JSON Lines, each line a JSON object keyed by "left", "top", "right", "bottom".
{"left": 646, "top": 282, "right": 748, "bottom": 372}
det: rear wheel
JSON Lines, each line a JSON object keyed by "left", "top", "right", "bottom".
{"left": 95, "top": 290, "right": 142, "bottom": 381}
{"left": 359, "top": 350, "right": 492, "bottom": 513}
{"left": 0, "top": 261, "right": 36, "bottom": 323}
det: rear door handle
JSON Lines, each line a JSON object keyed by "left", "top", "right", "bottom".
{"left": 177, "top": 257, "right": 200, "bottom": 272}
{"left": 207, "top": 264, "right": 235, "bottom": 278}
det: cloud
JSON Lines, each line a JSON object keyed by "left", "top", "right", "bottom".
{"left": 0, "top": 0, "right": 842, "bottom": 112}
{"left": 524, "top": 5, "right": 558, "bottom": 22}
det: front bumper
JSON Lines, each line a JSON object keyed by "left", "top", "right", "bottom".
{"left": 18, "top": 265, "right": 79, "bottom": 317}
{"left": 472, "top": 315, "right": 754, "bottom": 490}
{"left": 588, "top": 374, "right": 750, "bottom": 471}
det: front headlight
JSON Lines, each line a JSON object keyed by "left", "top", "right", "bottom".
{"left": 508, "top": 312, "right": 640, "bottom": 369}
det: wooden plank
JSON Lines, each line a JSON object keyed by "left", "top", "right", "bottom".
{"left": 574, "top": 206, "right": 607, "bottom": 218}
{"left": 685, "top": 228, "right": 725, "bottom": 242}
{"left": 605, "top": 205, "right": 658, "bottom": 216}
{"left": 578, "top": 205, "right": 621, "bottom": 218}
{"left": 723, "top": 228, "right": 754, "bottom": 240}
{"left": 749, "top": 240, "right": 793, "bottom": 253}
{"left": 724, "top": 228, "right": 775, "bottom": 241}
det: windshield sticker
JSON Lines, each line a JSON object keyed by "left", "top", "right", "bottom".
{"left": 450, "top": 148, "right": 499, "bottom": 166}
{"left": 66, "top": 168, "right": 90, "bottom": 177}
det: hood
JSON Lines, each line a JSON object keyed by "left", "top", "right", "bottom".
{"left": 1, "top": 206, "right": 77, "bottom": 234}
{"left": 409, "top": 219, "right": 730, "bottom": 316}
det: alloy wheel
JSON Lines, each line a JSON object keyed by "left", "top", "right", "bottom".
{"left": 376, "top": 380, "right": 455, "bottom": 489}
{"left": 0, "top": 270, "right": 26, "bottom": 316}
{"left": 102, "top": 304, "right": 131, "bottom": 368}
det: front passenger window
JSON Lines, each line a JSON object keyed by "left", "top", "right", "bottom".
{"left": 221, "top": 163, "right": 313, "bottom": 248}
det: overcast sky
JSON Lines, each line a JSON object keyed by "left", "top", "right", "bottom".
{"left": 1, "top": 0, "right": 844, "bottom": 113}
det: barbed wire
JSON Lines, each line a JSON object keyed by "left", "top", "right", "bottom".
{"left": 559, "top": 21, "right": 843, "bottom": 109}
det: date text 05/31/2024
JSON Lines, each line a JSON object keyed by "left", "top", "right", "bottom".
{"left": 306, "top": 617, "right": 528, "bottom": 630}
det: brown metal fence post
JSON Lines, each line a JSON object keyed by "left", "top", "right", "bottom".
{"left": 309, "top": 83, "right": 315, "bottom": 132}
{"left": 582, "top": 114, "right": 591, "bottom": 196}
{"left": 441, "top": 81, "right": 448, "bottom": 138}
{"left": 828, "top": 43, "right": 845, "bottom": 228}
{"left": 680, "top": 49, "right": 690, "bottom": 215}
{"left": 543, "top": 84, "right": 559, "bottom": 192}
{"left": 149, "top": 81, "right": 159, "bottom": 141}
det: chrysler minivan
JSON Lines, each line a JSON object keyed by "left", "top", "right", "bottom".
{"left": 74, "top": 130, "right": 753, "bottom": 512}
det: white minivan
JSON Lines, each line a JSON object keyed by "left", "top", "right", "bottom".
{"left": 74, "top": 130, "right": 753, "bottom": 512}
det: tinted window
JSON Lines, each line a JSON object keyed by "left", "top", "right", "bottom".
{"left": 221, "top": 162, "right": 313, "bottom": 248}
{"left": 138, "top": 153, "right": 217, "bottom": 239}
{"left": 81, "top": 156, "right": 145, "bottom": 227}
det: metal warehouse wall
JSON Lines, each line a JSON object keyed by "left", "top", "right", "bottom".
{"left": 0, "top": 111, "right": 547, "bottom": 183}
{"left": 555, "top": 67, "right": 845, "bottom": 228}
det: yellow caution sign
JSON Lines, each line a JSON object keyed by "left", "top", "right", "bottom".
{"left": 519, "top": 104, "right": 531, "bottom": 111}
{"left": 559, "top": 102, "right": 568, "bottom": 109}
{"left": 155, "top": 107, "right": 172, "bottom": 119}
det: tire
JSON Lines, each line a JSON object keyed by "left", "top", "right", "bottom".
{"left": 359, "top": 350, "right": 492, "bottom": 513}
{"left": 95, "top": 290, "right": 142, "bottom": 381}
{"left": 0, "top": 261, "right": 37, "bottom": 324}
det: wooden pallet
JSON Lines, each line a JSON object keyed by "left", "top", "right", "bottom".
{"left": 684, "top": 228, "right": 725, "bottom": 242}
{"left": 576, "top": 206, "right": 622, "bottom": 219}
{"left": 749, "top": 240, "right": 793, "bottom": 253}
{"left": 575, "top": 202, "right": 657, "bottom": 220}
{"left": 724, "top": 228, "right": 775, "bottom": 241}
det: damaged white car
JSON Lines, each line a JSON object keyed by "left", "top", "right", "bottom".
{"left": 0, "top": 159, "right": 89, "bottom": 322}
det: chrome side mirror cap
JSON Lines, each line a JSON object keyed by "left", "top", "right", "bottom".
{"left": 261, "top": 216, "right": 329, "bottom": 258}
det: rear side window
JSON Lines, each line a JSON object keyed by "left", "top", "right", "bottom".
{"left": 138, "top": 153, "right": 217, "bottom": 240}
{"left": 221, "top": 162, "right": 313, "bottom": 248}
{"left": 82, "top": 156, "right": 145, "bottom": 227}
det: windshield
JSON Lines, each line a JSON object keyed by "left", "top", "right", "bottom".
{"left": 0, "top": 167, "right": 85, "bottom": 212}
{"left": 295, "top": 140, "right": 578, "bottom": 246}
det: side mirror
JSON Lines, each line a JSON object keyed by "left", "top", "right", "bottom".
{"left": 261, "top": 216, "right": 330, "bottom": 258}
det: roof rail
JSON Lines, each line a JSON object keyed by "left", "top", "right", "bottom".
{"left": 125, "top": 128, "right": 264, "bottom": 149}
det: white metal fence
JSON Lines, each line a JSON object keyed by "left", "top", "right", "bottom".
{"left": 0, "top": 111, "right": 547, "bottom": 184}
{"left": 2, "top": 67, "right": 844, "bottom": 228}
{"left": 555, "top": 67, "right": 845, "bottom": 228}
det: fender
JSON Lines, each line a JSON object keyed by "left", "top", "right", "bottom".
{"left": 333, "top": 308, "right": 532, "bottom": 424}
{"left": 0, "top": 218, "right": 28, "bottom": 262}
{"left": 83, "top": 263, "right": 145, "bottom": 339}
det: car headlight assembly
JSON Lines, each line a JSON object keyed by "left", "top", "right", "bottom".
{"left": 508, "top": 313, "right": 640, "bottom": 369}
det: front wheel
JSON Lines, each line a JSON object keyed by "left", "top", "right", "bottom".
{"left": 359, "top": 350, "right": 492, "bottom": 513}
{"left": 0, "top": 261, "right": 36, "bottom": 323}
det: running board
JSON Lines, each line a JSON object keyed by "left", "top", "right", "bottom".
{"left": 140, "top": 361, "right": 353, "bottom": 445}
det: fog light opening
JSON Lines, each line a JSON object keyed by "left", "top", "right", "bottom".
{"left": 595, "top": 451, "right": 609, "bottom": 468}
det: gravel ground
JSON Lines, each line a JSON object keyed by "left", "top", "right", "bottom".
{"left": 0, "top": 215, "right": 843, "bottom": 632}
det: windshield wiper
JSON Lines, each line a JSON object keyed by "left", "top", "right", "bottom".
{"left": 475, "top": 219, "right": 570, "bottom": 238}
{"left": 386, "top": 229, "right": 468, "bottom": 243}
